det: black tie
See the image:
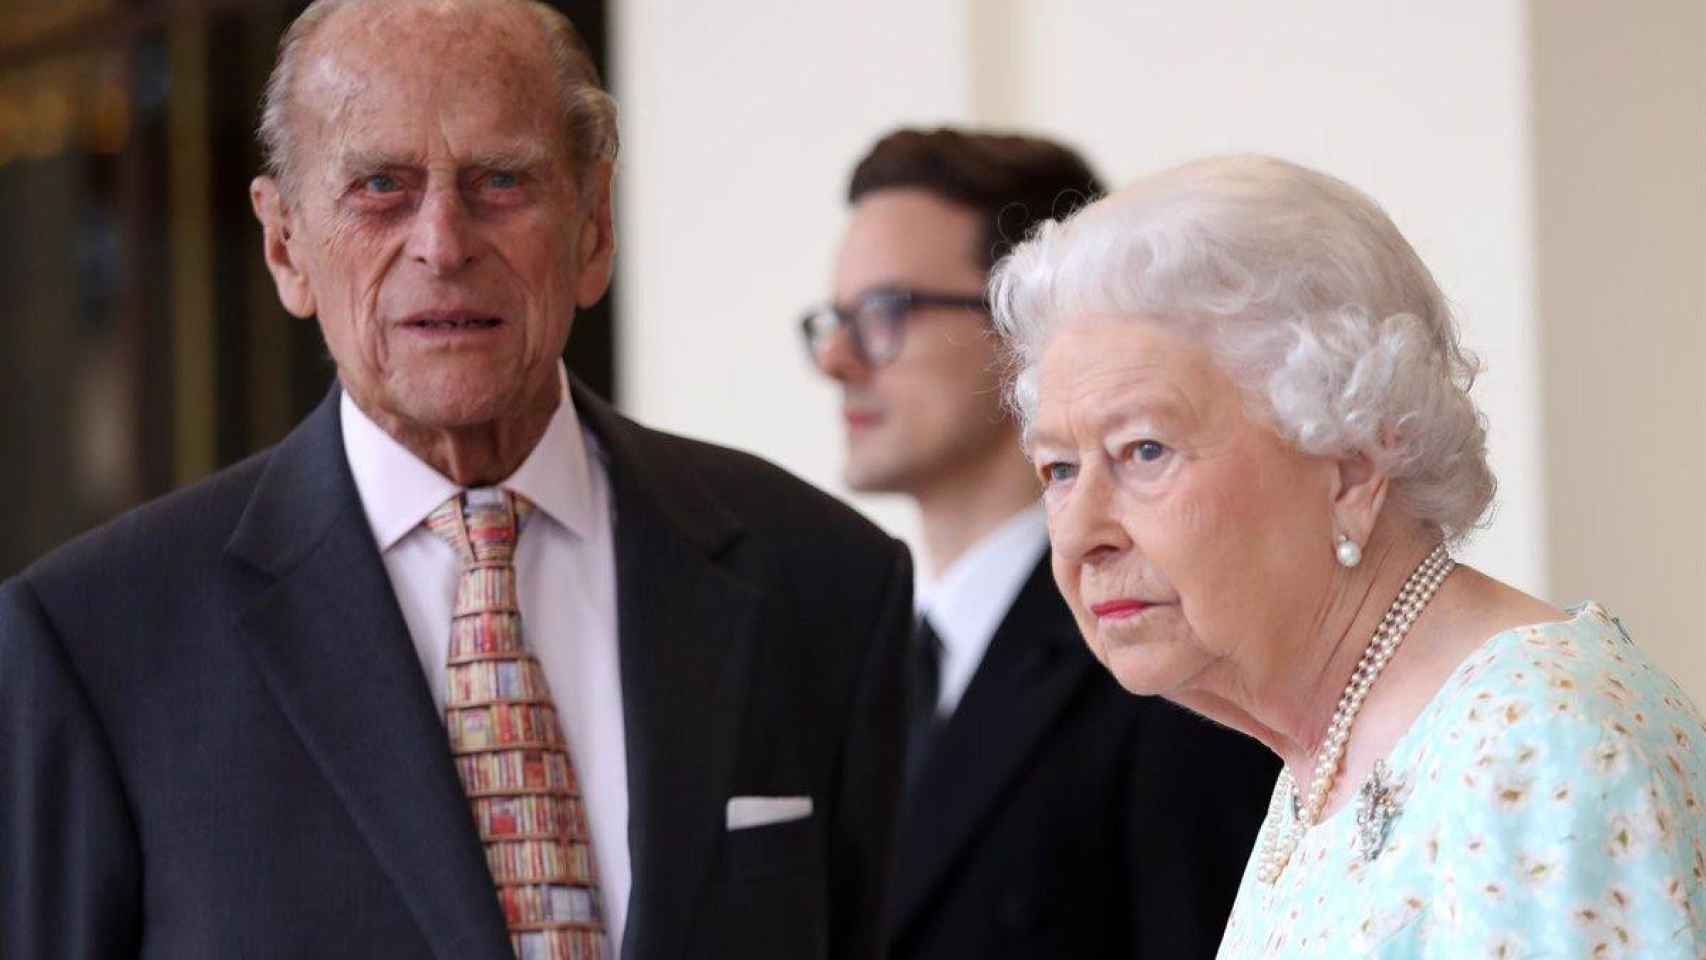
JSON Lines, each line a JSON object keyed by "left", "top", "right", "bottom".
{"left": 905, "top": 615, "right": 945, "bottom": 792}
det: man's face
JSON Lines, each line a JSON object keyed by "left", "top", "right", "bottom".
{"left": 822, "top": 189, "right": 1011, "bottom": 496}
{"left": 252, "top": 1, "right": 613, "bottom": 435}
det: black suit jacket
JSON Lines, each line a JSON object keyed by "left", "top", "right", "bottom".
{"left": 887, "top": 557, "right": 1278, "bottom": 959}
{"left": 0, "top": 384, "right": 912, "bottom": 960}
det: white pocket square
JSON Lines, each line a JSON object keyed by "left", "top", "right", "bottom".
{"left": 725, "top": 795, "right": 813, "bottom": 831}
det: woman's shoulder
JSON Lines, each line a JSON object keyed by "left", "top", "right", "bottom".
{"left": 1399, "top": 601, "right": 1706, "bottom": 819}
{"left": 1409, "top": 604, "right": 1703, "bottom": 757}
{"left": 1383, "top": 605, "right": 1706, "bottom": 953}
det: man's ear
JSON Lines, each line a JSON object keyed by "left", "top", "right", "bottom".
{"left": 250, "top": 176, "right": 316, "bottom": 318}
{"left": 1329, "top": 451, "right": 1391, "bottom": 549}
{"left": 572, "top": 162, "right": 616, "bottom": 308}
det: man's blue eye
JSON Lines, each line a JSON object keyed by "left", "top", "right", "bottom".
{"left": 1134, "top": 440, "right": 1167, "bottom": 462}
{"left": 364, "top": 174, "right": 400, "bottom": 193}
{"left": 1044, "top": 462, "right": 1077, "bottom": 484}
{"left": 487, "top": 171, "right": 520, "bottom": 189}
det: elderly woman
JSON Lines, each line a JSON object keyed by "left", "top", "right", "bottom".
{"left": 991, "top": 154, "right": 1706, "bottom": 957}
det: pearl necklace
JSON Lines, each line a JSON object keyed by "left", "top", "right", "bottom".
{"left": 1254, "top": 543, "right": 1455, "bottom": 884}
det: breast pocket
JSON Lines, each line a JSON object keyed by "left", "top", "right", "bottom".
{"left": 719, "top": 813, "right": 821, "bottom": 881}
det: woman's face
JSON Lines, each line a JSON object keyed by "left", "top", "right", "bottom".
{"left": 1027, "top": 320, "right": 1341, "bottom": 707}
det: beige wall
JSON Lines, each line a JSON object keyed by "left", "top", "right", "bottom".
{"left": 1532, "top": 0, "right": 1706, "bottom": 693}
{"left": 612, "top": 2, "right": 1706, "bottom": 695}
{"left": 612, "top": 0, "right": 971, "bottom": 541}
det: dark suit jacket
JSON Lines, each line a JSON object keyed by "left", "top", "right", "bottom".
{"left": 887, "top": 558, "right": 1279, "bottom": 959}
{"left": 0, "top": 384, "right": 913, "bottom": 960}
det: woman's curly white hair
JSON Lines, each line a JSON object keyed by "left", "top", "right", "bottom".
{"left": 990, "top": 154, "right": 1495, "bottom": 541}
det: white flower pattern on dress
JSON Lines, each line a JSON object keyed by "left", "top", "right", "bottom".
{"left": 1217, "top": 604, "right": 1706, "bottom": 958}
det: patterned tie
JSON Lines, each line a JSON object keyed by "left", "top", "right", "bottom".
{"left": 426, "top": 489, "right": 606, "bottom": 960}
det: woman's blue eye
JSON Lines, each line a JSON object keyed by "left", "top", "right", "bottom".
{"left": 1134, "top": 440, "right": 1167, "bottom": 462}
{"left": 1043, "top": 462, "right": 1077, "bottom": 484}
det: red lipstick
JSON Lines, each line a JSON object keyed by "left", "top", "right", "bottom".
{"left": 1090, "top": 599, "right": 1151, "bottom": 619}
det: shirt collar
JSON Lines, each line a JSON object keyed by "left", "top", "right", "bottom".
{"left": 341, "top": 363, "right": 597, "bottom": 551}
{"left": 915, "top": 503, "right": 1050, "bottom": 660}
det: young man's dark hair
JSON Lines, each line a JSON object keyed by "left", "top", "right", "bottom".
{"left": 848, "top": 128, "right": 1105, "bottom": 269}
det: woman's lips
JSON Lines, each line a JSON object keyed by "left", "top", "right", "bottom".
{"left": 1090, "top": 599, "right": 1152, "bottom": 620}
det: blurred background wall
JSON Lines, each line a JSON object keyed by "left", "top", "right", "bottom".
{"left": 613, "top": 1, "right": 1706, "bottom": 694}
{"left": 2, "top": 1, "right": 1702, "bottom": 694}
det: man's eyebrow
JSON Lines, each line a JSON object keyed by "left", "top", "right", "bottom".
{"left": 332, "top": 145, "right": 554, "bottom": 177}
{"left": 467, "top": 144, "right": 553, "bottom": 171}
{"left": 335, "top": 149, "right": 421, "bottom": 177}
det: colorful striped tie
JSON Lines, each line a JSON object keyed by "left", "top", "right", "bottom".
{"left": 426, "top": 489, "right": 606, "bottom": 960}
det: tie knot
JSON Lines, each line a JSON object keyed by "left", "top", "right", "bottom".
{"left": 426, "top": 489, "right": 535, "bottom": 563}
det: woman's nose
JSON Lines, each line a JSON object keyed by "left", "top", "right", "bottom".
{"left": 1048, "top": 463, "right": 1128, "bottom": 566}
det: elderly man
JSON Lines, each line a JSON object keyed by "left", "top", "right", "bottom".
{"left": 0, "top": 2, "right": 909, "bottom": 958}
{"left": 802, "top": 128, "right": 1277, "bottom": 958}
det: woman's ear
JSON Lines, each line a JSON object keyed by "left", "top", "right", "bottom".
{"left": 250, "top": 176, "right": 317, "bottom": 318}
{"left": 1329, "top": 451, "right": 1390, "bottom": 550}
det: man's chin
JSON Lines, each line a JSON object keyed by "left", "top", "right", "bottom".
{"left": 362, "top": 384, "right": 523, "bottom": 435}
{"left": 841, "top": 458, "right": 911, "bottom": 495}
{"left": 378, "top": 365, "right": 548, "bottom": 428}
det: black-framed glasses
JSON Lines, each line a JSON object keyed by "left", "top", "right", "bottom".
{"left": 799, "top": 287, "right": 989, "bottom": 369}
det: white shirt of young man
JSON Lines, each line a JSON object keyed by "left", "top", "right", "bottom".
{"left": 341, "top": 363, "right": 627, "bottom": 958}
{"left": 914, "top": 504, "right": 1050, "bottom": 717}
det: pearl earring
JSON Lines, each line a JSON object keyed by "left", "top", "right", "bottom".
{"left": 1335, "top": 535, "right": 1362, "bottom": 568}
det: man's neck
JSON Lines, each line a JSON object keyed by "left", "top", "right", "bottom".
{"left": 914, "top": 454, "right": 1041, "bottom": 579}
{"left": 352, "top": 384, "right": 560, "bottom": 488}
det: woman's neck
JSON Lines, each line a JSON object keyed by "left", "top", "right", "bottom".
{"left": 1279, "top": 536, "right": 1441, "bottom": 772}
{"left": 1176, "top": 536, "right": 1565, "bottom": 819}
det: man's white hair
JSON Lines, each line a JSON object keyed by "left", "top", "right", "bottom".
{"left": 256, "top": 0, "right": 618, "bottom": 197}
{"left": 991, "top": 154, "right": 1495, "bottom": 541}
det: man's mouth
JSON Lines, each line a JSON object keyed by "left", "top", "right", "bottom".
{"left": 402, "top": 311, "right": 504, "bottom": 330}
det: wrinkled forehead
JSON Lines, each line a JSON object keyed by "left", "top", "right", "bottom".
{"left": 1025, "top": 319, "right": 1229, "bottom": 448}
{"left": 294, "top": 1, "right": 562, "bottom": 166}
{"left": 316, "top": 0, "right": 550, "bottom": 66}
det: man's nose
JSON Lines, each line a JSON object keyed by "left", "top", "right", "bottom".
{"left": 815, "top": 324, "right": 872, "bottom": 384}
{"left": 1049, "top": 462, "right": 1129, "bottom": 567}
{"left": 407, "top": 187, "right": 478, "bottom": 274}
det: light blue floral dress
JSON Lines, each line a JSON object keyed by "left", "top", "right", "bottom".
{"left": 1217, "top": 604, "right": 1706, "bottom": 958}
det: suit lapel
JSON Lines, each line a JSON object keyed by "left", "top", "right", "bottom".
{"left": 572, "top": 385, "right": 759, "bottom": 960}
{"left": 227, "top": 391, "right": 513, "bottom": 960}
{"left": 889, "top": 557, "right": 1092, "bottom": 935}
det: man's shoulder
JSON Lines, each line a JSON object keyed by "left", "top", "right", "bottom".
{"left": 611, "top": 417, "right": 904, "bottom": 562}
{"left": 16, "top": 447, "right": 273, "bottom": 600}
